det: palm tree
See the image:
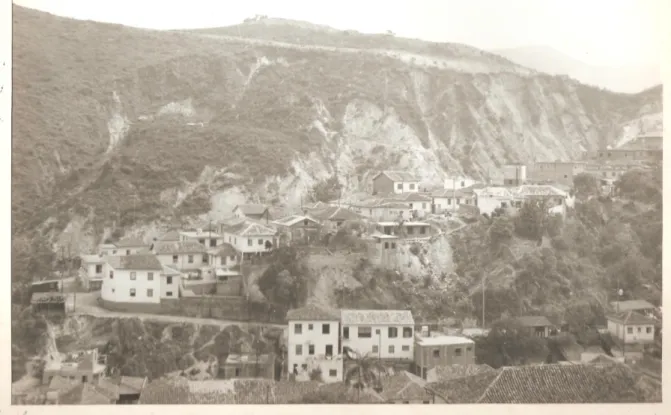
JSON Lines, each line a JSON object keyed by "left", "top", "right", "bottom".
{"left": 344, "top": 351, "right": 386, "bottom": 402}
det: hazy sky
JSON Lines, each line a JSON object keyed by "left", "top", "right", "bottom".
{"left": 15, "top": 0, "right": 663, "bottom": 67}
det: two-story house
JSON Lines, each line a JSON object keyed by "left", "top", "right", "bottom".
{"left": 100, "top": 254, "right": 165, "bottom": 309}
{"left": 114, "top": 237, "right": 149, "bottom": 256}
{"left": 286, "top": 304, "right": 343, "bottom": 383}
{"left": 431, "top": 188, "right": 477, "bottom": 214}
{"left": 307, "top": 205, "right": 364, "bottom": 232}
{"left": 232, "top": 204, "right": 272, "bottom": 221}
{"left": 372, "top": 171, "right": 421, "bottom": 195}
{"left": 413, "top": 334, "right": 475, "bottom": 380}
{"left": 79, "top": 254, "right": 106, "bottom": 291}
{"left": 375, "top": 221, "right": 432, "bottom": 241}
{"left": 341, "top": 309, "right": 415, "bottom": 360}
{"left": 444, "top": 175, "right": 477, "bottom": 191}
{"left": 221, "top": 220, "right": 278, "bottom": 260}
{"left": 153, "top": 240, "right": 209, "bottom": 273}
{"left": 367, "top": 232, "right": 400, "bottom": 269}
{"left": 179, "top": 229, "right": 223, "bottom": 249}
{"left": 272, "top": 214, "right": 322, "bottom": 246}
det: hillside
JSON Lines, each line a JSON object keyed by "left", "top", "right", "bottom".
{"left": 12, "top": 5, "right": 663, "bottom": 256}
{"left": 490, "top": 45, "right": 661, "bottom": 94}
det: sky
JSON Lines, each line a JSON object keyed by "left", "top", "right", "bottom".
{"left": 14, "top": 0, "right": 664, "bottom": 67}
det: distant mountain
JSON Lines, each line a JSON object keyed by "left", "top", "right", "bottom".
{"left": 490, "top": 45, "right": 661, "bottom": 94}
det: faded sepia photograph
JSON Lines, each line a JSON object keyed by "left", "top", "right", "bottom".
{"left": 8, "top": 0, "right": 664, "bottom": 406}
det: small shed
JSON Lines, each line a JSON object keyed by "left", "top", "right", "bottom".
{"left": 31, "top": 292, "right": 67, "bottom": 314}
{"left": 221, "top": 354, "right": 275, "bottom": 380}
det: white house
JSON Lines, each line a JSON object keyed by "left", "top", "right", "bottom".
{"left": 101, "top": 254, "right": 164, "bottom": 305}
{"left": 375, "top": 221, "right": 432, "bottom": 241}
{"left": 221, "top": 219, "right": 278, "bottom": 260}
{"left": 179, "top": 229, "right": 223, "bottom": 249}
{"left": 114, "top": 237, "right": 149, "bottom": 256}
{"left": 444, "top": 175, "right": 477, "bottom": 191}
{"left": 607, "top": 311, "right": 657, "bottom": 345}
{"left": 210, "top": 242, "right": 239, "bottom": 269}
{"left": 502, "top": 164, "right": 527, "bottom": 186}
{"left": 286, "top": 304, "right": 343, "bottom": 383}
{"left": 473, "top": 186, "right": 516, "bottom": 216}
{"left": 97, "top": 243, "right": 117, "bottom": 256}
{"left": 340, "top": 309, "right": 415, "bottom": 360}
{"left": 159, "top": 264, "right": 181, "bottom": 299}
{"left": 79, "top": 254, "right": 106, "bottom": 291}
{"left": 431, "top": 188, "right": 477, "bottom": 213}
{"left": 398, "top": 193, "right": 433, "bottom": 218}
{"left": 232, "top": 204, "right": 271, "bottom": 221}
{"left": 372, "top": 171, "right": 421, "bottom": 195}
{"left": 153, "top": 240, "right": 209, "bottom": 272}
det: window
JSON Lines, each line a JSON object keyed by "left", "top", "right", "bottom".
{"left": 403, "top": 327, "right": 413, "bottom": 338}
{"left": 172, "top": 255, "right": 178, "bottom": 264}
{"left": 343, "top": 327, "right": 349, "bottom": 339}
{"left": 309, "top": 345, "right": 315, "bottom": 355}
{"left": 130, "top": 272, "right": 137, "bottom": 280}
{"left": 301, "top": 364, "right": 308, "bottom": 371}
{"left": 456, "top": 198, "right": 461, "bottom": 204}
{"left": 210, "top": 239, "right": 216, "bottom": 247}
{"left": 646, "top": 327, "right": 652, "bottom": 334}
{"left": 235, "top": 368, "right": 241, "bottom": 377}
{"left": 372, "top": 345, "right": 379, "bottom": 353}
{"left": 409, "top": 183, "right": 415, "bottom": 190}
{"left": 419, "top": 227, "right": 426, "bottom": 234}
{"left": 388, "top": 327, "right": 398, "bottom": 338}
{"left": 229, "top": 255, "right": 235, "bottom": 262}
{"left": 295, "top": 323, "right": 303, "bottom": 334}
{"left": 308, "top": 324, "right": 313, "bottom": 330}
{"left": 433, "top": 349, "right": 440, "bottom": 358}
{"left": 358, "top": 327, "right": 372, "bottom": 338}
{"left": 130, "top": 288, "right": 136, "bottom": 297}
{"left": 455, "top": 348, "right": 462, "bottom": 356}
{"left": 460, "top": 181, "right": 465, "bottom": 187}
{"left": 397, "top": 183, "right": 403, "bottom": 190}
{"left": 402, "top": 346, "right": 410, "bottom": 351}
{"left": 329, "top": 369, "right": 337, "bottom": 377}
{"left": 248, "top": 239, "right": 253, "bottom": 246}
{"left": 112, "top": 250, "right": 117, "bottom": 255}
{"left": 109, "top": 271, "right": 114, "bottom": 279}
{"left": 167, "top": 276, "right": 173, "bottom": 284}
{"left": 82, "top": 376, "right": 88, "bottom": 383}
{"left": 188, "top": 255, "right": 194, "bottom": 263}
{"left": 466, "top": 346, "right": 472, "bottom": 352}
{"left": 326, "top": 345, "right": 333, "bottom": 356}
{"left": 258, "top": 239, "right": 263, "bottom": 245}
{"left": 447, "top": 198, "right": 452, "bottom": 205}
{"left": 422, "top": 203, "right": 426, "bottom": 209}
{"left": 637, "top": 327, "right": 642, "bottom": 333}
{"left": 126, "top": 250, "right": 131, "bottom": 255}
{"left": 322, "top": 324, "right": 330, "bottom": 334}
{"left": 148, "top": 272, "right": 154, "bottom": 281}
{"left": 295, "top": 345, "right": 303, "bottom": 355}
{"left": 202, "top": 254, "right": 208, "bottom": 264}
{"left": 199, "top": 239, "right": 205, "bottom": 245}
{"left": 388, "top": 345, "right": 395, "bottom": 354}
{"left": 627, "top": 327, "right": 633, "bottom": 334}
{"left": 95, "top": 264, "right": 102, "bottom": 274}
{"left": 391, "top": 242, "right": 396, "bottom": 249}
{"left": 384, "top": 242, "right": 389, "bottom": 249}
{"left": 147, "top": 289, "right": 153, "bottom": 297}
{"left": 375, "top": 329, "right": 380, "bottom": 335}
{"left": 166, "top": 291, "right": 173, "bottom": 297}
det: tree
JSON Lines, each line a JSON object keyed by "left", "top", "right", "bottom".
{"left": 475, "top": 318, "right": 549, "bottom": 368}
{"left": 487, "top": 216, "right": 514, "bottom": 252}
{"left": 514, "top": 198, "right": 549, "bottom": 242}
{"left": 344, "top": 352, "right": 385, "bottom": 402}
{"left": 310, "top": 175, "right": 342, "bottom": 203}
{"left": 573, "top": 173, "right": 600, "bottom": 198}
{"left": 258, "top": 246, "right": 310, "bottom": 308}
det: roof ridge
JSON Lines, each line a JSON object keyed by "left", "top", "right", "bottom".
{"left": 475, "top": 368, "right": 506, "bottom": 403}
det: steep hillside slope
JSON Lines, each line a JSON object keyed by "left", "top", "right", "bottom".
{"left": 12, "top": 6, "right": 662, "bottom": 254}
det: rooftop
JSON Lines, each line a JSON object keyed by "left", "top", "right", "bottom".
{"left": 158, "top": 230, "right": 181, "bottom": 241}
{"left": 180, "top": 230, "right": 222, "bottom": 239}
{"left": 272, "top": 214, "right": 320, "bottom": 227}
{"left": 378, "top": 371, "right": 429, "bottom": 402}
{"left": 287, "top": 304, "right": 340, "bottom": 321}
{"left": 473, "top": 186, "right": 514, "bottom": 198}
{"left": 59, "top": 383, "right": 117, "bottom": 405}
{"left": 309, "top": 205, "right": 363, "bottom": 222}
{"left": 513, "top": 185, "right": 568, "bottom": 198}
{"left": 80, "top": 254, "right": 105, "bottom": 263}
{"left": 114, "top": 237, "right": 147, "bottom": 248}
{"left": 375, "top": 170, "right": 421, "bottom": 182}
{"left": 341, "top": 309, "right": 414, "bottom": 326}
{"left": 431, "top": 188, "right": 475, "bottom": 198}
{"left": 225, "top": 354, "right": 271, "bottom": 365}
{"left": 31, "top": 292, "right": 67, "bottom": 304}
{"left": 610, "top": 299, "right": 656, "bottom": 312}
{"left": 607, "top": 310, "right": 657, "bottom": 325}
{"left": 154, "top": 240, "right": 208, "bottom": 254}
{"left": 215, "top": 242, "right": 237, "bottom": 258}
{"left": 222, "top": 219, "right": 277, "bottom": 237}
{"left": 234, "top": 204, "right": 269, "bottom": 216}
{"left": 106, "top": 254, "right": 163, "bottom": 271}
{"left": 415, "top": 335, "right": 474, "bottom": 346}
{"left": 161, "top": 265, "right": 181, "bottom": 276}
{"left": 376, "top": 221, "right": 430, "bottom": 227}
{"left": 426, "top": 364, "right": 496, "bottom": 383}
{"left": 516, "top": 315, "right": 554, "bottom": 327}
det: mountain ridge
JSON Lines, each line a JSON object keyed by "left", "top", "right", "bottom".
{"left": 11, "top": 5, "right": 663, "bottom": 254}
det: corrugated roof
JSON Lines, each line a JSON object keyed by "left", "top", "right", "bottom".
{"left": 286, "top": 304, "right": 340, "bottom": 321}
{"left": 114, "top": 237, "right": 147, "bottom": 248}
{"left": 106, "top": 254, "right": 163, "bottom": 271}
{"left": 341, "top": 309, "right": 414, "bottom": 325}
{"left": 607, "top": 310, "right": 657, "bottom": 325}
{"left": 427, "top": 364, "right": 495, "bottom": 383}
{"left": 154, "top": 240, "right": 208, "bottom": 254}
{"left": 309, "top": 206, "right": 363, "bottom": 222}
{"left": 427, "top": 370, "right": 500, "bottom": 403}
{"left": 272, "top": 214, "right": 321, "bottom": 227}
{"left": 222, "top": 220, "right": 277, "bottom": 237}
{"left": 375, "top": 171, "right": 421, "bottom": 182}
{"left": 610, "top": 300, "right": 656, "bottom": 312}
{"left": 516, "top": 316, "right": 554, "bottom": 327}
{"left": 234, "top": 204, "right": 269, "bottom": 216}
{"left": 514, "top": 185, "right": 567, "bottom": 198}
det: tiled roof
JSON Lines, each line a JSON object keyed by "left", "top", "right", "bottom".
{"left": 309, "top": 206, "right": 363, "bottom": 222}
{"left": 272, "top": 214, "right": 321, "bottom": 227}
{"left": 474, "top": 186, "right": 514, "bottom": 198}
{"left": 607, "top": 310, "right": 657, "bottom": 325}
{"left": 106, "top": 254, "right": 163, "bottom": 271}
{"left": 138, "top": 378, "right": 192, "bottom": 404}
{"left": 161, "top": 265, "right": 181, "bottom": 276}
{"left": 223, "top": 220, "right": 277, "bottom": 236}
{"left": 478, "top": 364, "right": 645, "bottom": 403}
{"left": 48, "top": 375, "right": 80, "bottom": 392}
{"left": 59, "top": 383, "right": 116, "bottom": 405}
{"left": 516, "top": 315, "right": 553, "bottom": 327}
{"left": 431, "top": 189, "right": 475, "bottom": 198}
{"left": 114, "top": 237, "right": 147, "bottom": 248}
{"left": 427, "top": 370, "right": 500, "bottom": 403}
{"left": 427, "top": 364, "right": 496, "bottom": 383}
{"left": 514, "top": 185, "right": 568, "bottom": 198}
{"left": 216, "top": 243, "right": 237, "bottom": 258}
{"left": 80, "top": 254, "right": 105, "bottom": 263}
{"left": 234, "top": 204, "right": 269, "bottom": 216}
{"left": 119, "top": 376, "right": 147, "bottom": 394}
{"left": 158, "top": 230, "right": 181, "bottom": 241}
{"left": 610, "top": 300, "right": 656, "bottom": 312}
{"left": 378, "top": 371, "right": 430, "bottom": 402}
{"left": 398, "top": 193, "right": 432, "bottom": 202}
{"left": 310, "top": 382, "right": 384, "bottom": 403}
{"left": 154, "top": 240, "right": 208, "bottom": 254}
{"left": 341, "top": 309, "right": 414, "bottom": 325}
{"left": 375, "top": 170, "right": 421, "bottom": 182}
{"left": 287, "top": 304, "right": 340, "bottom": 321}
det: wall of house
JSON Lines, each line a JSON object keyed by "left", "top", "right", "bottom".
{"left": 444, "top": 178, "right": 476, "bottom": 190}
{"left": 503, "top": 165, "right": 527, "bottom": 185}
{"left": 608, "top": 321, "right": 656, "bottom": 344}
{"left": 160, "top": 275, "right": 180, "bottom": 299}
{"left": 221, "top": 361, "right": 275, "bottom": 380}
{"left": 414, "top": 342, "right": 475, "bottom": 379}
{"left": 224, "top": 232, "right": 277, "bottom": 254}
{"left": 408, "top": 200, "right": 430, "bottom": 217}
{"left": 288, "top": 319, "right": 341, "bottom": 380}
{"left": 215, "top": 254, "right": 239, "bottom": 268}
{"left": 216, "top": 277, "right": 243, "bottom": 296}
{"left": 116, "top": 246, "right": 146, "bottom": 256}
{"left": 101, "top": 266, "right": 162, "bottom": 304}
{"left": 180, "top": 234, "right": 222, "bottom": 249}
{"left": 373, "top": 175, "right": 395, "bottom": 194}
{"left": 530, "top": 163, "right": 583, "bottom": 186}
{"left": 156, "top": 253, "right": 208, "bottom": 271}
{"left": 475, "top": 196, "right": 511, "bottom": 216}
{"left": 341, "top": 325, "right": 414, "bottom": 360}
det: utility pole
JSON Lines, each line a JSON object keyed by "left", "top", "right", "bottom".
{"left": 482, "top": 274, "right": 487, "bottom": 329}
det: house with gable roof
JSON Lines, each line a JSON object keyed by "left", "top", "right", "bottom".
{"left": 607, "top": 311, "right": 657, "bottom": 345}
{"left": 306, "top": 205, "right": 363, "bottom": 232}
{"left": 114, "top": 237, "right": 149, "bottom": 256}
{"left": 340, "top": 309, "right": 415, "bottom": 360}
{"left": 101, "top": 254, "right": 167, "bottom": 308}
{"left": 79, "top": 253, "right": 106, "bottom": 291}
{"left": 221, "top": 219, "right": 278, "bottom": 260}
{"left": 286, "top": 304, "right": 343, "bottom": 383}
{"left": 152, "top": 240, "right": 209, "bottom": 272}
{"left": 272, "top": 214, "right": 321, "bottom": 245}
{"left": 232, "top": 204, "right": 271, "bottom": 221}
{"left": 372, "top": 171, "right": 421, "bottom": 195}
